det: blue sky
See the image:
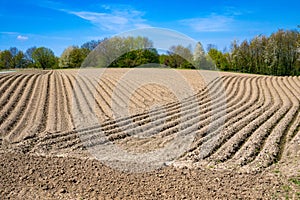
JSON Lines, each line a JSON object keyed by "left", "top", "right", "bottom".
{"left": 0, "top": 0, "right": 299, "bottom": 56}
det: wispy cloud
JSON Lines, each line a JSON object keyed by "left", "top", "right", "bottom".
{"left": 17, "top": 35, "right": 29, "bottom": 40}
{"left": 0, "top": 32, "right": 19, "bottom": 35}
{"left": 180, "top": 14, "right": 235, "bottom": 32}
{"left": 65, "top": 5, "right": 151, "bottom": 33}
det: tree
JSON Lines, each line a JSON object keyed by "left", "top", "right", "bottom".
{"left": 82, "top": 36, "right": 153, "bottom": 68}
{"left": 69, "top": 47, "right": 89, "bottom": 68}
{"left": 165, "top": 45, "right": 193, "bottom": 68}
{"left": 59, "top": 46, "right": 89, "bottom": 68}
{"left": 14, "top": 51, "right": 26, "bottom": 68}
{"left": 0, "top": 50, "right": 13, "bottom": 69}
{"left": 32, "top": 47, "right": 57, "bottom": 69}
{"left": 109, "top": 48, "right": 159, "bottom": 68}
{"left": 208, "top": 48, "right": 229, "bottom": 71}
{"left": 81, "top": 40, "right": 103, "bottom": 51}
{"left": 59, "top": 46, "right": 76, "bottom": 68}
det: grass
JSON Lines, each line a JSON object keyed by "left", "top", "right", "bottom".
{"left": 274, "top": 169, "right": 280, "bottom": 174}
{"left": 282, "top": 185, "right": 291, "bottom": 192}
{"left": 289, "top": 178, "right": 300, "bottom": 186}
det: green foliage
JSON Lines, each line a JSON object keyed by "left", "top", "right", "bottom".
{"left": 0, "top": 50, "right": 13, "bottom": 69}
{"left": 59, "top": 46, "right": 89, "bottom": 68}
{"left": 208, "top": 48, "right": 230, "bottom": 70}
{"left": 222, "top": 29, "right": 300, "bottom": 76}
{"left": 289, "top": 178, "right": 300, "bottom": 186}
{"left": 109, "top": 48, "right": 159, "bottom": 68}
{"left": 32, "top": 47, "right": 58, "bottom": 69}
{"left": 82, "top": 36, "right": 154, "bottom": 68}
{"left": 0, "top": 28, "right": 299, "bottom": 75}
{"left": 161, "top": 45, "right": 194, "bottom": 69}
{"left": 160, "top": 44, "right": 215, "bottom": 69}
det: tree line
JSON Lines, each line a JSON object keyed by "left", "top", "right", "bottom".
{"left": 208, "top": 29, "right": 300, "bottom": 75}
{"left": 0, "top": 28, "right": 299, "bottom": 76}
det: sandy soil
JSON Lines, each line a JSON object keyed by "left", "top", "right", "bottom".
{"left": 0, "top": 69, "right": 299, "bottom": 199}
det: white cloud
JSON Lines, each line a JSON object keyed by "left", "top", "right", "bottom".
{"left": 66, "top": 6, "right": 151, "bottom": 33}
{"left": 0, "top": 31, "right": 19, "bottom": 35}
{"left": 180, "top": 14, "right": 234, "bottom": 32}
{"left": 17, "top": 35, "right": 29, "bottom": 40}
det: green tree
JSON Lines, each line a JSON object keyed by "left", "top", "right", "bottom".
{"left": 166, "top": 45, "right": 193, "bottom": 68}
{"left": 59, "top": 46, "right": 76, "bottom": 68}
{"left": 0, "top": 50, "right": 13, "bottom": 69}
{"left": 193, "top": 42, "right": 206, "bottom": 68}
{"left": 110, "top": 48, "right": 159, "bottom": 68}
{"left": 14, "top": 51, "right": 26, "bottom": 68}
{"left": 208, "top": 48, "right": 229, "bottom": 71}
{"left": 81, "top": 40, "right": 103, "bottom": 51}
{"left": 32, "top": 47, "right": 57, "bottom": 69}
{"left": 82, "top": 36, "right": 153, "bottom": 68}
{"left": 68, "top": 47, "right": 89, "bottom": 68}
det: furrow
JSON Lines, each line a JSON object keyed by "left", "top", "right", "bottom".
{"left": 8, "top": 75, "right": 43, "bottom": 140}
{"left": 245, "top": 77, "right": 300, "bottom": 170}
{"left": 193, "top": 76, "right": 261, "bottom": 161}
{"left": 1, "top": 74, "right": 39, "bottom": 141}
{"left": 0, "top": 74, "right": 29, "bottom": 112}
{"left": 207, "top": 76, "right": 266, "bottom": 164}
{"left": 213, "top": 76, "right": 274, "bottom": 166}
{"left": 32, "top": 76, "right": 227, "bottom": 152}
{"left": 0, "top": 74, "right": 34, "bottom": 126}
{"left": 225, "top": 76, "right": 284, "bottom": 167}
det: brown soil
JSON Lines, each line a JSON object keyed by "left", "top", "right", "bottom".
{"left": 0, "top": 69, "right": 299, "bottom": 199}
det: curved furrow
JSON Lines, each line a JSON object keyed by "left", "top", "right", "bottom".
{"left": 138, "top": 75, "right": 241, "bottom": 139}
{"left": 225, "top": 76, "right": 284, "bottom": 167}
{"left": 110, "top": 74, "right": 174, "bottom": 107}
{"left": 33, "top": 76, "right": 228, "bottom": 151}
{"left": 285, "top": 76, "right": 300, "bottom": 142}
{"left": 0, "top": 74, "right": 34, "bottom": 126}
{"left": 0, "top": 74, "right": 19, "bottom": 89}
{"left": 293, "top": 76, "right": 300, "bottom": 88}
{"left": 213, "top": 77, "right": 275, "bottom": 166}
{"left": 95, "top": 76, "right": 226, "bottom": 135}
{"left": 126, "top": 79, "right": 162, "bottom": 101}
{"left": 179, "top": 76, "right": 255, "bottom": 160}
{"left": 7, "top": 75, "right": 43, "bottom": 140}
{"left": 0, "top": 73, "right": 9, "bottom": 81}
{"left": 101, "top": 76, "right": 128, "bottom": 108}
{"left": 244, "top": 78, "right": 299, "bottom": 170}
{"left": 0, "top": 74, "right": 17, "bottom": 92}
{"left": 66, "top": 75, "right": 237, "bottom": 151}
{"left": 90, "top": 76, "right": 129, "bottom": 120}
{"left": 111, "top": 76, "right": 148, "bottom": 107}
{"left": 80, "top": 74, "right": 108, "bottom": 122}
{"left": 101, "top": 75, "right": 221, "bottom": 128}
{"left": 0, "top": 74, "right": 28, "bottom": 110}
{"left": 206, "top": 77, "right": 266, "bottom": 164}
{"left": 92, "top": 77, "right": 113, "bottom": 118}
{"left": 192, "top": 76, "right": 262, "bottom": 161}
{"left": 104, "top": 76, "right": 146, "bottom": 112}
{"left": 245, "top": 77, "right": 300, "bottom": 170}
{"left": 71, "top": 74, "right": 100, "bottom": 128}
{"left": 65, "top": 72, "right": 83, "bottom": 119}
{"left": 1, "top": 74, "right": 39, "bottom": 140}
{"left": 84, "top": 75, "right": 113, "bottom": 119}
{"left": 82, "top": 75, "right": 233, "bottom": 143}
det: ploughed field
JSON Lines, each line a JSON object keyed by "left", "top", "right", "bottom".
{"left": 1, "top": 68, "right": 300, "bottom": 199}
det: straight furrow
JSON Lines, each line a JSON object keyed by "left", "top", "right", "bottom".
{"left": 1, "top": 74, "right": 39, "bottom": 141}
